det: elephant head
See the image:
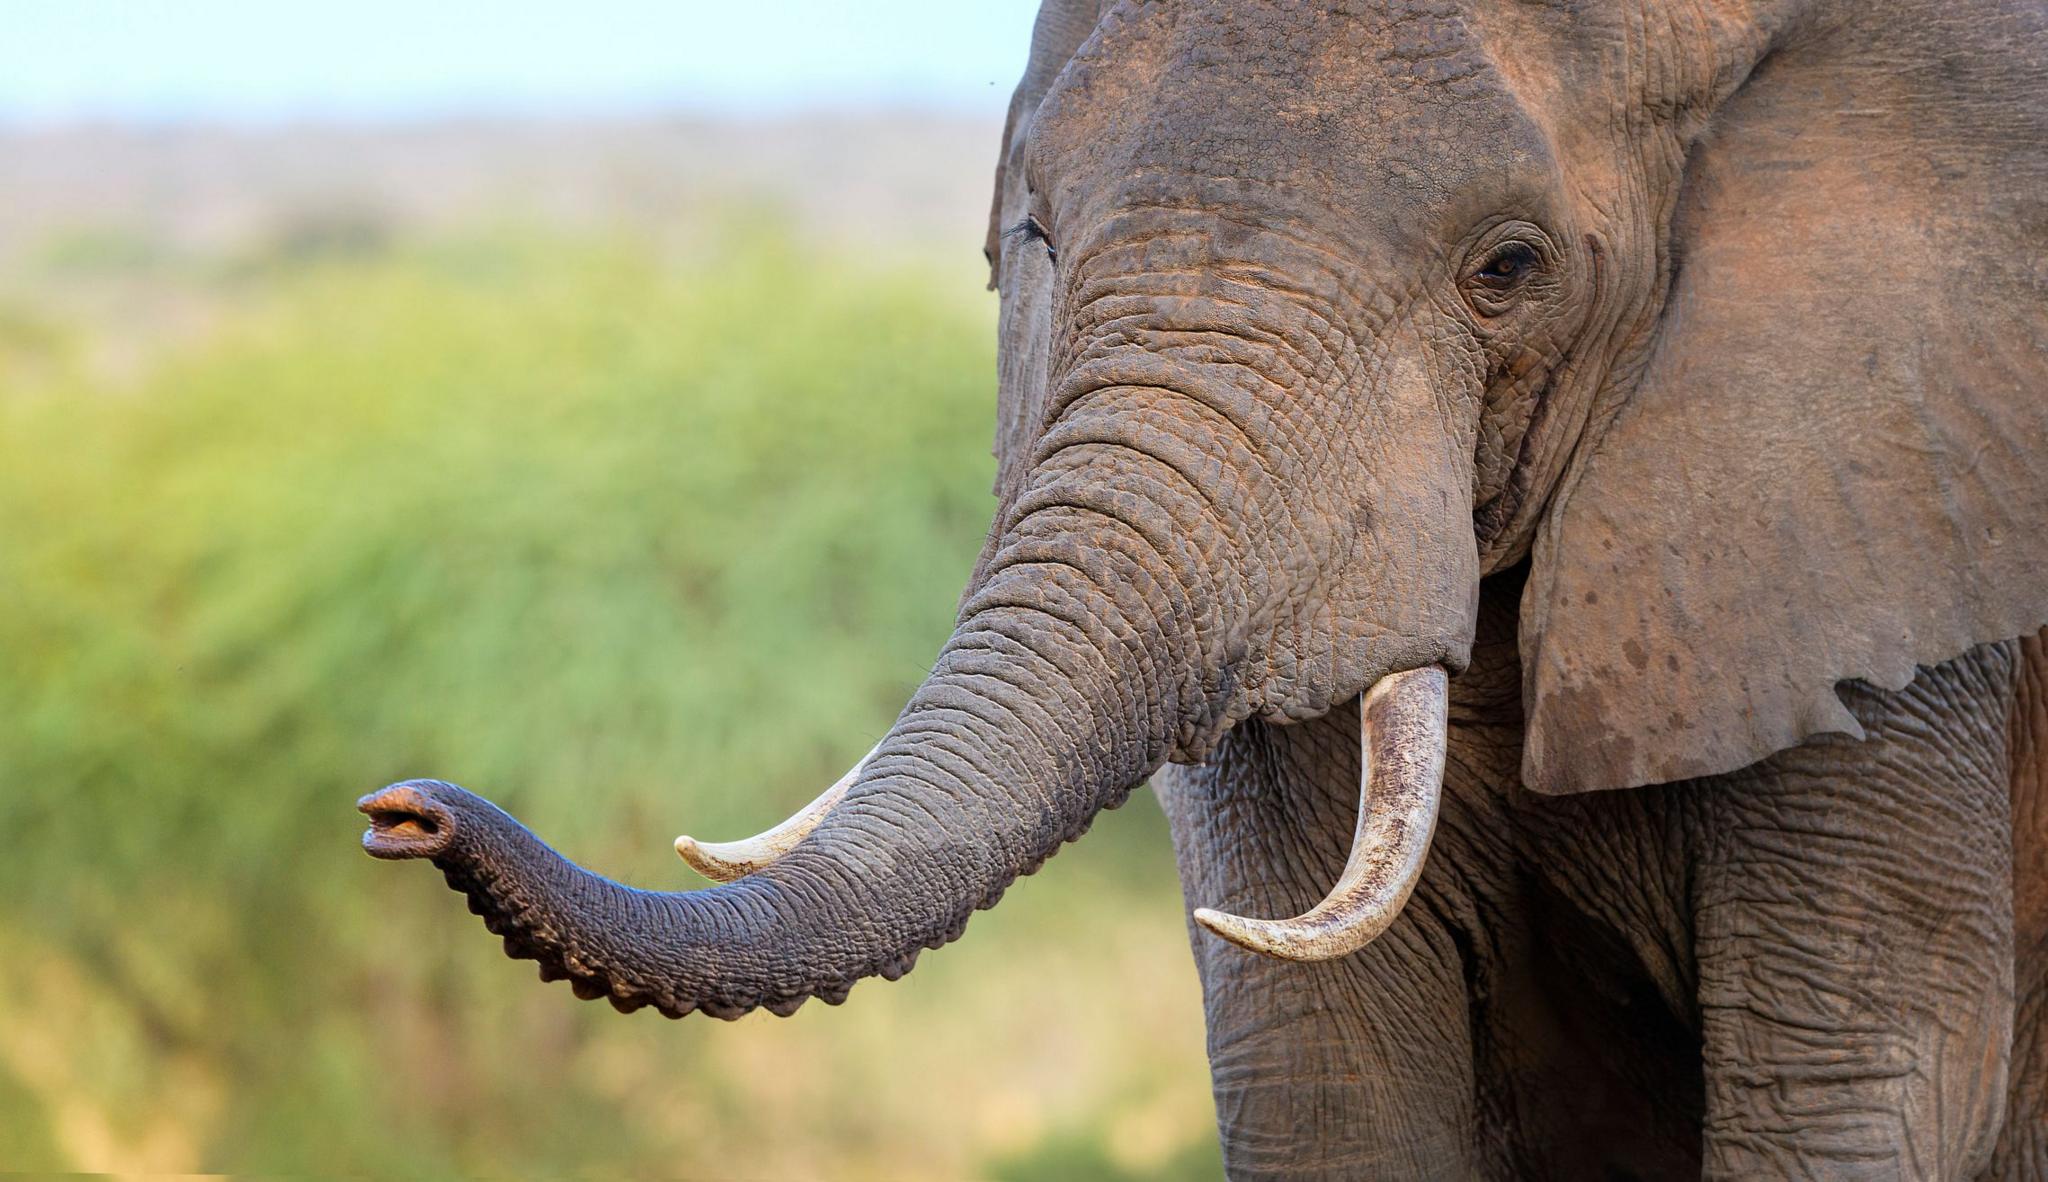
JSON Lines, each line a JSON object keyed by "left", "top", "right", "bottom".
{"left": 361, "top": 0, "right": 2048, "bottom": 1016}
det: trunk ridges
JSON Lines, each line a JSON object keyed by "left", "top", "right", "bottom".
{"left": 404, "top": 772, "right": 1145, "bottom": 1020}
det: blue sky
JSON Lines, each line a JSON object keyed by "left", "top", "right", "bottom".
{"left": 0, "top": 2, "right": 1040, "bottom": 122}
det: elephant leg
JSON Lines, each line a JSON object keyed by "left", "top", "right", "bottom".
{"left": 1691, "top": 645, "right": 2020, "bottom": 1180}
{"left": 1158, "top": 713, "right": 1486, "bottom": 1181}
{"left": 1986, "top": 629, "right": 2047, "bottom": 1180}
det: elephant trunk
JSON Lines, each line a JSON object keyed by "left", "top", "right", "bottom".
{"left": 363, "top": 241, "right": 1481, "bottom": 1005}
{"left": 361, "top": 523, "right": 1193, "bottom": 1019}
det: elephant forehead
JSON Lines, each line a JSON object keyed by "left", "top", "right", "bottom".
{"left": 1037, "top": 0, "right": 1555, "bottom": 225}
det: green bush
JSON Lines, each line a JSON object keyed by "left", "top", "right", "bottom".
{"left": 0, "top": 224, "right": 1217, "bottom": 1179}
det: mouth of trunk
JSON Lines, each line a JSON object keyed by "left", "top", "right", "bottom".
{"left": 363, "top": 789, "right": 453, "bottom": 858}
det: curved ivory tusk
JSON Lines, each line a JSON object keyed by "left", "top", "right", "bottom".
{"left": 1194, "top": 665, "right": 1448, "bottom": 961}
{"left": 674, "top": 744, "right": 880, "bottom": 883}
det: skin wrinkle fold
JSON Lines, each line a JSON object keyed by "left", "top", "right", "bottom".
{"left": 1030, "top": 429, "right": 1247, "bottom": 558}
{"left": 937, "top": 598, "right": 1130, "bottom": 753}
{"left": 1178, "top": 297, "right": 1376, "bottom": 437}
{"left": 1008, "top": 488, "right": 1241, "bottom": 670}
{"left": 1048, "top": 383, "right": 1302, "bottom": 573}
{"left": 991, "top": 505, "right": 1216, "bottom": 716}
{"left": 936, "top": 602, "right": 1154, "bottom": 781}
{"left": 978, "top": 541, "right": 1167, "bottom": 670}
{"left": 1032, "top": 424, "right": 1269, "bottom": 622}
{"left": 1047, "top": 326, "right": 1337, "bottom": 472}
{"left": 1080, "top": 197, "right": 1415, "bottom": 334}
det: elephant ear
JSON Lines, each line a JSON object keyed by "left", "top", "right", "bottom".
{"left": 985, "top": 0, "right": 1101, "bottom": 498}
{"left": 1521, "top": 23, "right": 2048, "bottom": 795}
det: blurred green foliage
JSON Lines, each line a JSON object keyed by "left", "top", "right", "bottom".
{"left": 0, "top": 223, "right": 1218, "bottom": 1178}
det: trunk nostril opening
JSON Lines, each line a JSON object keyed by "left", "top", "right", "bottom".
{"left": 359, "top": 785, "right": 455, "bottom": 859}
{"left": 370, "top": 809, "right": 438, "bottom": 837}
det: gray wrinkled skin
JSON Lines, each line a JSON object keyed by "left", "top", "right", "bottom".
{"left": 365, "top": 1, "right": 2045, "bottom": 1175}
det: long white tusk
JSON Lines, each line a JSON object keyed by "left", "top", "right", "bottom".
{"left": 674, "top": 744, "right": 880, "bottom": 883}
{"left": 1194, "top": 665, "right": 1448, "bottom": 961}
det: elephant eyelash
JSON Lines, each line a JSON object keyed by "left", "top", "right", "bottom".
{"left": 1003, "top": 216, "right": 1057, "bottom": 264}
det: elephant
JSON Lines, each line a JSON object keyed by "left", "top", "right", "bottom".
{"left": 358, "top": 0, "right": 2048, "bottom": 1176}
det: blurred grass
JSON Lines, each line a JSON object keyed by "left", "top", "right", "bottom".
{"left": 0, "top": 220, "right": 1218, "bottom": 1178}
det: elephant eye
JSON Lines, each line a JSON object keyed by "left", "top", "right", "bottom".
{"left": 1462, "top": 239, "right": 1545, "bottom": 317}
{"left": 1471, "top": 242, "right": 1539, "bottom": 288}
{"left": 1004, "top": 215, "right": 1058, "bottom": 265}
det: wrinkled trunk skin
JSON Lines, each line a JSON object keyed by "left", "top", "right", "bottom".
{"left": 365, "top": 533, "right": 1196, "bottom": 1018}
{"left": 366, "top": 161, "right": 1492, "bottom": 1037}
{"left": 368, "top": 215, "right": 1478, "bottom": 1020}
{"left": 365, "top": 348, "right": 1288, "bottom": 1017}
